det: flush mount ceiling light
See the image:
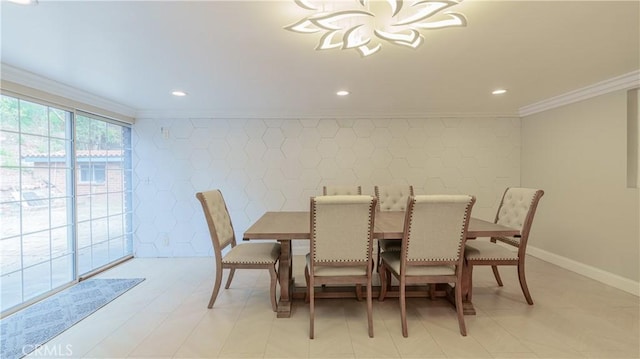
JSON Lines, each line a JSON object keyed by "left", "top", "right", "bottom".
{"left": 336, "top": 90, "right": 350, "bottom": 96}
{"left": 492, "top": 89, "right": 507, "bottom": 95}
{"left": 172, "top": 90, "right": 187, "bottom": 97}
{"left": 285, "top": 0, "right": 467, "bottom": 57}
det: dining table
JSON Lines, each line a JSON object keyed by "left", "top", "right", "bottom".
{"left": 243, "top": 211, "right": 520, "bottom": 318}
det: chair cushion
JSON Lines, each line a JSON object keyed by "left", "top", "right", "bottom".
{"left": 465, "top": 241, "right": 518, "bottom": 261}
{"left": 222, "top": 242, "right": 280, "bottom": 264}
{"left": 306, "top": 253, "right": 368, "bottom": 276}
{"left": 378, "top": 239, "right": 401, "bottom": 252}
{"left": 380, "top": 251, "right": 456, "bottom": 276}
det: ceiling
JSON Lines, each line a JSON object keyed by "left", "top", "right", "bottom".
{"left": 1, "top": 0, "right": 639, "bottom": 119}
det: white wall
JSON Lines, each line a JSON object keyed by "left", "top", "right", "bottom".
{"left": 132, "top": 117, "right": 521, "bottom": 257}
{"left": 521, "top": 90, "right": 640, "bottom": 285}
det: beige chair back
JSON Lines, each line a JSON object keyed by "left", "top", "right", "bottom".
{"left": 374, "top": 185, "right": 414, "bottom": 211}
{"left": 196, "top": 190, "right": 236, "bottom": 254}
{"left": 494, "top": 187, "right": 545, "bottom": 250}
{"left": 403, "top": 195, "right": 475, "bottom": 265}
{"left": 323, "top": 185, "right": 362, "bottom": 196}
{"left": 310, "top": 195, "right": 376, "bottom": 265}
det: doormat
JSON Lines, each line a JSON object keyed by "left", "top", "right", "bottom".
{"left": 1, "top": 278, "right": 144, "bottom": 359}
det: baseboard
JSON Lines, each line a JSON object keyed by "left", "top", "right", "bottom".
{"left": 527, "top": 245, "right": 640, "bottom": 296}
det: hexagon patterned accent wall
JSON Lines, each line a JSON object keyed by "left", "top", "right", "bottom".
{"left": 132, "top": 117, "right": 520, "bottom": 257}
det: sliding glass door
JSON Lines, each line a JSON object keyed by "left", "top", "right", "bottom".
{"left": 0, "top": 96, "right": 75, "bottom": 311}
{"left": 0, "top": 95, "right": 132, "bottom": 314}
{"left": 75, "top": 113, "right": 133, "bottom": 275}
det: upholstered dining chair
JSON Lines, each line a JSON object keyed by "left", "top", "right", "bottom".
{"left": 321, "top": 186, "right": 365, "bottom": 293}
{"left": 305, "top": 195, "right": 377, "bottom": 339}
{"left": 322, "top": 185, "right": 362, "bottom": 195}
{"left": 464, "top": 187, "right": 544, "bottom": 305}
{"left": 374, "top": 185, "right": 414, "bottom": 212}
{"left": 196, "top": 190, "right": 280, "bottom": 311}
{"left": 374, "top": 185, "right": 414, "bottom": 270}
{"left": 379, "top": 195, "right": 476, "bottom": 337}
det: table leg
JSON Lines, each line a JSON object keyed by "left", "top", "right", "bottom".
{"left": 277, "top": 240, "right": 293, "bottom": 318}
{"left": 461, "top": 259, "right": 476, "bottom": 315}
{"left": 443, "top": 259, "right": 476, "bottom": 315}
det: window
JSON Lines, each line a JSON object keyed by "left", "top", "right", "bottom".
{"left": 79, "top": 164, "right": 106, "bottom": 184}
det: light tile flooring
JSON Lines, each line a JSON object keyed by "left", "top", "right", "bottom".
{"left": 31, "top": 255, "right": 639, "bottom": 358}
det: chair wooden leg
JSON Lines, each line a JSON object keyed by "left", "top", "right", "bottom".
{"left": 400, "top": 278, "right": 408, "bottom": 337}
{"left": 467, "top": 264, "right": 474, "bottom": 302}
{"left": 309, "top": 276, "right": 315, "bottom": 339}
{"left": 455, "top": 281, "right": 467, "bottom": 336}
{"left": 208, "top": 264, "right": 223, "bottom": 309}
{"left": 376, "top": 242, "right": 381, "bottom": 272}
{"left": 491, "top": 265, "right": 503, "bottom": 286}
{"left": 224, "top": 268, "right": 236, "bottom": 289}
{"left": 367, "top": 279, "right": 373, "bottom": 338}
{"left": 378, "top": 265, "right": 387, "bottom": 301}
{"left": 269, "top": 266, "right": 278, "bottom": 312}
{"left": 355, "top": 284, "right": 363, "bottom": 301}
{"left": 517, "top": 261, "right": 534, "bottom": 305}
{"left": 304, "top": 266, "right": 310, "bottom": 303}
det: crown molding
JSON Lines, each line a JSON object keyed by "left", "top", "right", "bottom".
{"left": 519, "top": 70, "right": 640, "bottom": 117}
{"left": 1, "top": 63, "right": 137, "bottom": 119}
{"left": 135, "top": 109, "right": 520, "bottom": 120}
{"left": 10, "top": 62, "right": 637, "bottom": 122}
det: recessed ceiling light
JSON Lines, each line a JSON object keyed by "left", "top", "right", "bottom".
{"left": 172, "top": 90, "right": 187, "bottom": 97}
{"left": 336, "top": 90, "right": 350, "bottom": 96}
{"left": 492, "top": 89, "right": 507, "bottom": 95}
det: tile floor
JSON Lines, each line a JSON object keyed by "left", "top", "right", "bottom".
{"left": 30, "top": 255, "right": 639, "bottom": 358}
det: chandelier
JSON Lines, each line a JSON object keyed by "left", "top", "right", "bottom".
{"left": 285, "top": 0, "right": 467, "bottom": 57}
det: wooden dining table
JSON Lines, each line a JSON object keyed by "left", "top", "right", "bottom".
{"left": 243, "top": 211, "right": 520, "bottom": 318}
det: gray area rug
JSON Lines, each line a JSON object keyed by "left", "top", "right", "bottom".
{"left": 1, "top": 278, "right": 144, "bottom": 359}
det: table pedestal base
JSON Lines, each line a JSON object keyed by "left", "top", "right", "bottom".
{"left": 276, "top": 240, "right": 294, "bottom": 318}
{"left": 277, "top": 283, "right": 477, "bottom": 317}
